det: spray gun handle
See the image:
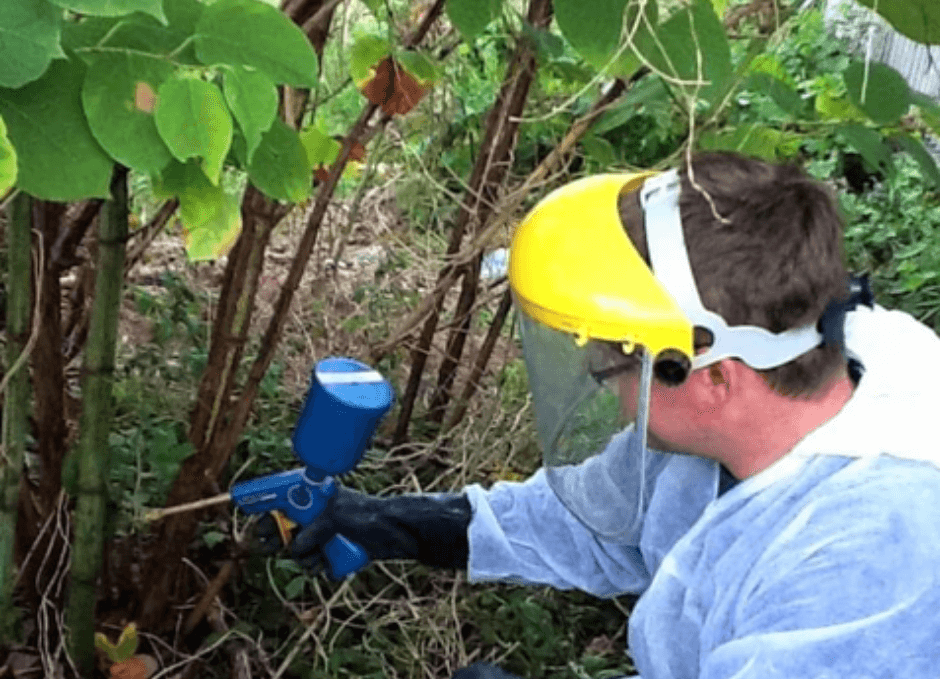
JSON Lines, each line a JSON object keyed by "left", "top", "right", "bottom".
{"left": 231, "top": 470, "right": 371, "bottom": 578}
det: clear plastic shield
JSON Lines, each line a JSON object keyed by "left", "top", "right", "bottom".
{"left": 518, "top": 310, "right": 655, "bottom": 543}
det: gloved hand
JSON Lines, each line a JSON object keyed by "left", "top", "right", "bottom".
{"left": 451, "top": 662, "right": 524, "bottom": 679}
{"left": 253, "top": 485, "right": 472, "bottom": 575}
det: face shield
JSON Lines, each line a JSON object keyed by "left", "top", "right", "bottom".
{"left": 509, "top": 170, "right": 826, "bottom": 543}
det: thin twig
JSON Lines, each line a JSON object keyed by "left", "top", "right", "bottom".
{"left": 143, "top": 493, "right": 231, "bottom": 522}
{"left": 684, "top": 3, "right": 731, "bottom": 226}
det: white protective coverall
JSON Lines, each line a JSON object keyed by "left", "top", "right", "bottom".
{"left": 463, "top": 304, "right": 940, "bottom": 678}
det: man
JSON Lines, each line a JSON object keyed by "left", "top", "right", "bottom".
{"left": 258, "top": 153, "right": 940, "bottom": 678}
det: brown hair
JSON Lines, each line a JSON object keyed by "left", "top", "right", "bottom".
{"left": 618, "top": 152, "right": 849, "bottom": 398}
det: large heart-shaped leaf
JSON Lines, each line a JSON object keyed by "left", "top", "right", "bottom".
{"left": 854, "top": 0, "right": 940, "bottom": 45}
{"left": 446, "top": 0, "right": 502, "bottom": 41}
{"left": 154, "top": 160, "right": 243, "bottom": 261}
{"left": 555, "top": 0, "right": 659, "bottom": 79}
{"left": 82, "top": 51, "right": 175, "bottom": 175}
{"left": 155, "top": 76, "right": 233, "bottom": 185}
{"left": 248, "top": 119, "right": 312, "bottom": 202}
{"left": 632, "top": 0, "right": 731, "bottom": 105}
{"left": 0, "top": 0, "right": 65, "bottom": 88}
{"left": 195, "top": 0, "right": 318, "bottom": 87}
{"left": 223, "top": 66, "right": 277, "bottom": 163}
{"left": 842, "top": 60, "right": 911, "bottom": 125}
{"left": 0, "top": 58, "right": 112, "bottom": 200}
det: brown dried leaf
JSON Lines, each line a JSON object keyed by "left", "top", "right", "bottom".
{"left": 360, "top": 57, "right": 428, "bottom": 116}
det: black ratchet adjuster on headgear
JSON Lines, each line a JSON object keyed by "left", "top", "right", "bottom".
{"left": 817, "top": 273, "right": 874, "bottom": 351}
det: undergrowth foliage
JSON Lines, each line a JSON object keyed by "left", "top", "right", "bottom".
{"left": 2, "top": 0, "right": 940, "bottom": 677}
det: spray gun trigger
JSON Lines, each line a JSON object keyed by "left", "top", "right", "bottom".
{"left": 271, "top": 510, "right": 298, "bottom": 547}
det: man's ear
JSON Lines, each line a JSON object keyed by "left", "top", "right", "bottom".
{"left": 708, "top": 365, "right": 726, "bottom": 386}
{"left": 684, "top": 359, "right": 734, "bottom": 414}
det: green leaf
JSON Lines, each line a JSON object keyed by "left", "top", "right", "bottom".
{"left": 92, "top": 13, "right": 199, "bottom": 64}
{"left": 183, "top": 193, "right": 241, "bottom": 261}
{"left": 710, "top": 0, "right": 728, "bottom": 21}
{"left": 446, "top": 0, "right": 502, "bottom": 41}
{"left": 0, "top": 58, "right": 112, "bottom": 200}
{"left": 854, "top": 0, "right": 940, "bottom": 46}
{"left": 155, "top": 76, "right": 233, "bottom": 185}
{"left": 554, "top": 0, "right": 630, "bottom": 74}
{"left": 699, "top": 124, "right": 801, "bottom": 160}
{"left": 892, "top": 134, "right": 940, "bottom": 191}
{"left": 747, "top": 73, "right": 806, "bottom": 117}
{"left": 154, "top": 160, "right": 243, "bottom": 260}
{"left": 556, "top": 0, "right": 663, "bottom": 79}
{"left": 580, "top": 135, "right": 616, "bottom": 165}
{"left": 154, "top": 159, "right": 216, "bottom": 223}
{"left": 82, "top": 52, "right": 175, "bottom": 175}
{"left": 299, "top": 126, "right": 340, "bottom": 167}
{"left": 814, "top": 89, "right": 865, "bottom": 122}
{"left": 349, "top": 34, "right": 392, "bottom": 88}
{"left": 594, "top": 76, "right": 670, "bottom": 133}
{"left": 61, "top": 15, "right": 118, "bottom": 54}
{"left": 836, "top": 123, "right": 895, "bottom": 178}
{"left": 0, "top": 0, "right": 65, "bottom": 88}
{"left": 47, "top": 0, "right": 166, "bottom": 23}
{"left": 397, "top": 51, "right": 439, "bottom": 86}
{"left": 0, "top": 115, "right": 16, "bottom": 196}
{"left": 149, "top": 427, "right": 193, "bottom": 477}
{"left": 61, "top": 1, "right": 201, "bottom": 64}
{"left": 285, "top": 576, "right": 305, "bottom": 599}
{"left": 223, "top": 66, "right": 277, "bottom": 163}
{"left": 614, "top": 0, "right": 660, "bottom": 80}
{"left": 203, "top": 531, "right": 226, "bottom": 548}
{"left": 633, "top": 0, "right": 731, "bottom": 104}
{"left": 523, "top": 24, "right": 565, "bottom": 62}
{"left": 165, "top": 0, "right": 204, "bottom": 34}
{"left": 248, "top": 118, "right": 312, "bottom": 202}
{"left": 747, "top": 54, "right": 795, "bottom": 85}
{"left": 195, "top": 0, "right": 319, "bottom": 88}
{"left": 843, "top": 60, "right": 911, "bottom": 125}
{"left": 95, "top": 633, "right": 119, "bottom": 661}
{"left": 114, "top": 623, "right": 138, "bottom": 662}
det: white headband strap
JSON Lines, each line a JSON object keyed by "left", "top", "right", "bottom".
{"left": 640, "top": 169, "right": 823, "bottom": 371}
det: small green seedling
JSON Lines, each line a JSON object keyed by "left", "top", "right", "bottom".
{"left": 95, "top": 623, "right": 157, "bottom": 679}
{"left": 95, "top": 622, "right": 138, "bottom": 663}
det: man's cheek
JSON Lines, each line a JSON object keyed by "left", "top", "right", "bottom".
{"left": 616, "top": 376, "right": 639, "bottom": 417}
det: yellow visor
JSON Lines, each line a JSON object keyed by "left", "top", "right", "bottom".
{"left": 509, "top": 173, "right": 694, "bottom": 363}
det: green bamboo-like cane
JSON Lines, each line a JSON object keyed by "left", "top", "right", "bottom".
{"left": 0, "top": 193, "right": 34, "bottom": 641}
{"left": 67, "top": 167, "right": 128, "bottom": 672}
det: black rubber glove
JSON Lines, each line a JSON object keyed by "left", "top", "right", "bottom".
{"left": 451, "top": 662, "right": 524, "bottom": 679}
{"left": 254, "top": 485, "right": 472, "bottom": 574}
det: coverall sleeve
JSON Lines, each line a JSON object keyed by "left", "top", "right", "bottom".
{"left": 463, "top": 467, "right": 653, "bottom": 599}
{"left": 700, "top": 472, "right": 940, "bottom": 679}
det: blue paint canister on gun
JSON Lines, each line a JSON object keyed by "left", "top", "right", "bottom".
{"left": 292, "top": 357, "right": 395, "bottom": 478}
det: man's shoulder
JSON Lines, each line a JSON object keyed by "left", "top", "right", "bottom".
{"left": 710, "top": 455, "right": 940, "bottom": 564}
{"left": 782, "top": 455, "right": 940, "bottom": 553}
{"left": 816, "top": 455, "right": 940, "bottom": 504}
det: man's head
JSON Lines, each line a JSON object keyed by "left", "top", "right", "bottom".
{"left": 619, "top": 152, "right": 850, "bottom": 398}
{"left": 615, "top": 152, "right": 854, "bottom": 475}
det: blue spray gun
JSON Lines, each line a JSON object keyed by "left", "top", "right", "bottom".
{"left": 146, "top": 357, "right": 394, "bottom": 579}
